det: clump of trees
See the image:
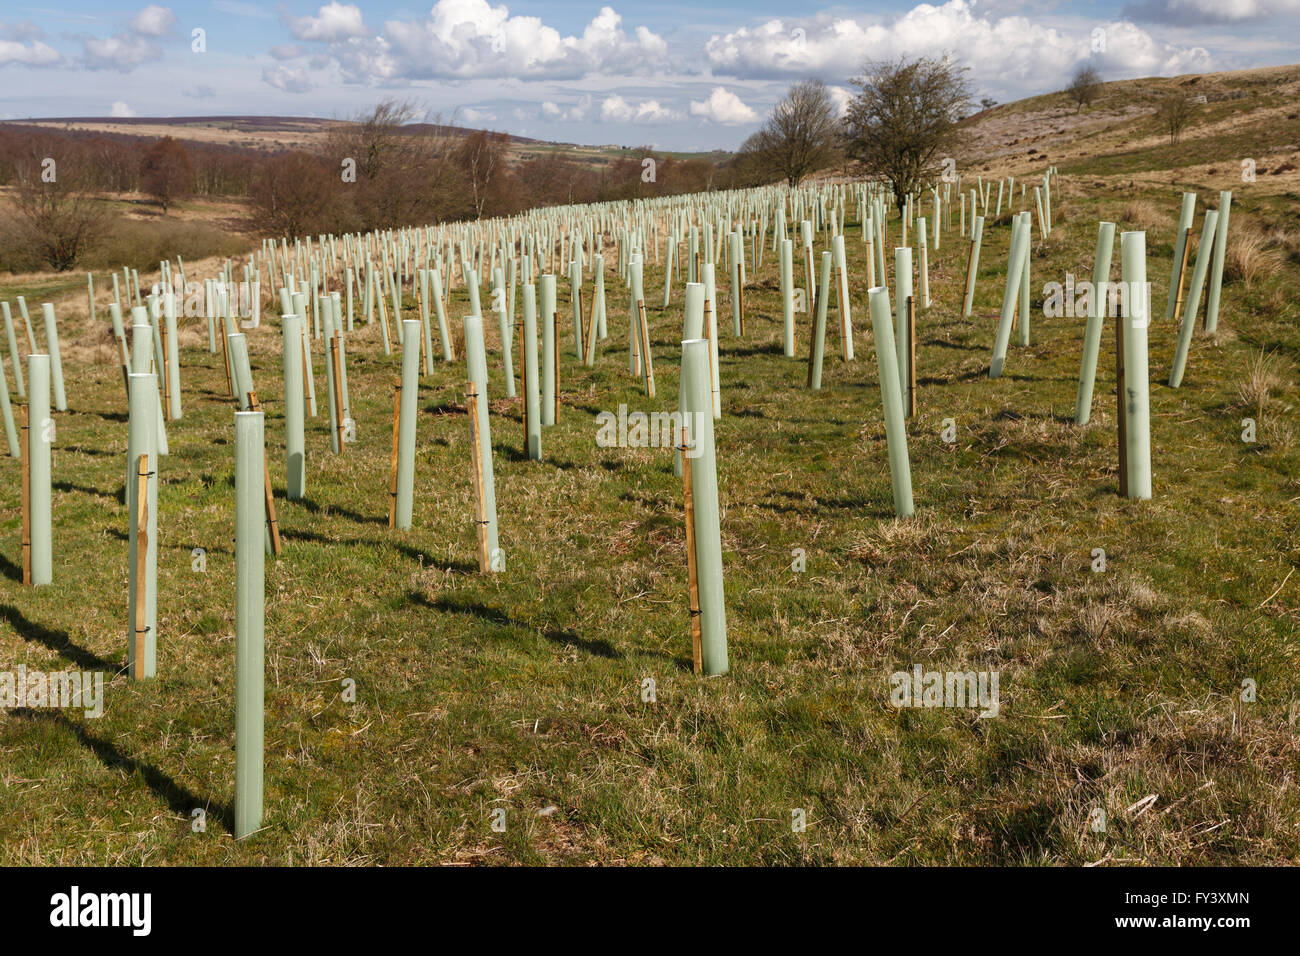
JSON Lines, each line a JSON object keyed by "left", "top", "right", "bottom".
{"left": 5, "top": 146, "right": 108, "bottom": 271}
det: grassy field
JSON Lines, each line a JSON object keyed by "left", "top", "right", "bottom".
{"left": 0, "top": 169, "right": 1297, "bottom": 865}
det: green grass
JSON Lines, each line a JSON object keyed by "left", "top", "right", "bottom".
{"left": 0, "top": 173, "right": 1297, "bottom": 865}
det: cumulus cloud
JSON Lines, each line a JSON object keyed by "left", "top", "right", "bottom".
{"left": 462, "top": 107, "right": 498, "bottom": 124}
{"left": 1122, "top": 0, "right": 1300, "bottom": 23}
{"left": 600, "top": 94, "right": 682, "bottom": 124}
{"left": 109, "top": 100, "right": 136, "bottom": 117}
{"left": 262, "top": 64, "right": 313, "bottom": 93}
{"left": 270, "top": 43, "right": 305, "bottom": 60}
{"left": 539, "top": 95, "right": 592, "bottom": 122}
{"left": 298, "top": 0, "right": 666, "bottom": 82}
{"left": 703, "top": 2, "right": 1211, "bottom": 102}
{"left": 0, "top": 38, "right": 61, "bottom": 66}
{"left": 827, "top": 84, "right": 853, "bottom": 118}
{"left": 82, "top": 32, "right": 158, "bottom": 71}
{"left": 129, "top": 5, "right": 176, "bottom": 37}
{"left": 287, "top": 2, "right": 367, "bottom": 42}
{"left": 689, "top": 87, "right": 757, "bottom": 124}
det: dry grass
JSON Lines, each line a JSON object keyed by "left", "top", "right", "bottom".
{"left": 1225, "top": 230, "right": 1285, "bottom": 286}
{"left": 1237, "top": 348, "right": 1285, "bottom": 414}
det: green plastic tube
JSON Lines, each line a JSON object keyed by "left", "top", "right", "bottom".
{"left": 2, "top": 302, "right": 24, "bottom": 399}
{"left": 1165, "top": 192, "right": 1197, "bottom": 320}
{"left": 990, "top": 215, "right": 1026, "bottom": 378}
{"left": 522, "top": 283, "right": 542, "bottom": 460}
{"left": 894, "top": 246, "right": 913, "bottom": 386}
{"left": 780, "top": 238, "right": 795, "bottom": 357}
{"left": 1074, "top": 221, "right": 1116, "bottom": 424}
{"left": 127, "top": 371, "right": 158, "bottom": 678}
{"left": 28, "top": 354, "right": 52, "bottom": 585}
{"left": 868, "top": 287, "right": 915, "bottom": 518}
{"left": 464, "top": 314, "right": 501, "bottom": 564}
{"left": 0, "top": 338, "right": 16, "bottom": 457}
{"left": 395, "top": 320, "right": 420, "bottom": 531}
{"left": 1170, "top": 209, "right": 1219, "bottom": 387}
{"left": 227, "top": 333, "right": 254, "bottom": 411}
{"left": 281, "top": 314, "right": 306, "bottom": 500}
{"left": 40, "top": 304, "right": 67, "bottom": 411}
{"left": 540, "top": 274, "right": 556, "bottom": 425}
{"left": 234, "top": 410, "right": 265, "bottom": 839}
{"left": 1120, "top": 231, "right": 1152, "bottom": 500}
{"left": 808, "top": 251, "right": 832, "bottom": 390}
{"left": 681, "top": 338, "right": 727, "bottom": 675}
{"left": 963, "top": 216, "right": 984, "bottom": 318}
{"left": 1204, "top": 190, "right": 1231, "bottom": 334}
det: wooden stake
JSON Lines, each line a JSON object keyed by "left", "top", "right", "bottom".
{"left": 388, "top": 377, "right": 401, "bottom": 529}
{"left": 679, "top": 423, "right": 703, "bottom": 675}
{"left": 159, "top": 321, "right": 172, "bottom": 421}
{"left": 584, "top": 290, "right": 599, "bottom": 365}
{"left": 219, "top": 321, "right": 233, "bottom": 397}
{"left": 20, "top": 405, "right": 30, "bottom": 587}
{"left": 1173, "top": 231, "right": 1192, "bottom": 322}
{"left": 962, "top": 237, "right": 977, "bottom": 306}
{"left": 133, "top": 453, "right": 149, "bottom": 679}
{"left": 247, "top": 391, "right": 282, "bottom": 555}
{"left": 465, "top": 382, "right": 491, "bottom": 574}
{"left": 637, "top": 299, "right": 655, "bottom": 398}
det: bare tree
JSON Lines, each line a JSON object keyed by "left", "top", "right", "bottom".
{"left": 842, "top": 55, "right": 972, "bottom": 215}
{"left": 1067, "top": 64, "right": 1102, "bottom": 113}
{"left": 7, "top": 158, "right": 108, "bottom": 271}
{"left": 457, "top": 130, "right": 508, "bottom": 220}
{"left": 750, "top": 80, "right": 840, "bottom": 188}
{"left": 1155, "top": 94, "right": 1194, "bottom": 145}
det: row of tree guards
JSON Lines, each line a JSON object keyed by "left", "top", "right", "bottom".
{"left": 6, "top": 166, "right": 1235, "bottom": 837}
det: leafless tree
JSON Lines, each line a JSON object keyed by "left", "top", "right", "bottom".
{"left": 1067, "top": 64, "right": 1103, "bottom": 112}
{"left": 749, "top": 80, "right": 840, "bottom": 187}
{"left": 842, "top": 55, "right": 972, "bottom": 215}
{"left": 1156, "top": 94, "right": 1195, "bottom": 145}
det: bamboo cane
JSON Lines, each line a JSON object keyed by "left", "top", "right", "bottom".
{"left": 637, "top": 299, "right": 655, "bottom": 398}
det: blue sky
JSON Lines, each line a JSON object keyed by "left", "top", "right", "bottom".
{"left": 2, "top": 1, "right": 1297, "bottom": 150}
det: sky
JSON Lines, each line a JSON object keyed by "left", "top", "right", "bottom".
{"left": 1, "top": 0, "right": 1298, "bottom": 150}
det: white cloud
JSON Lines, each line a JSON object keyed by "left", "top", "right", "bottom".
{"left": 541, "top": 101, "right": 562, "bottom": 117}
{"left": 539, "top": 95, "right": 592, "bottom": 122}
{"left": 689, "top": 87, "right": 757, "bottom": 124}
{"left": 270, "top": 44, "right": 305, "bottom": 60}
{"left": 184, "top": 84, "right": 217, "bottom": 98}
{"left": 0, "top": 38, "right": 61, "bottom": 66}
{"left": 109, "top": 100, "right": 136, "bottom": 117}
{"left": 827, "top": 84, "right": 853, "bottom": 118}
{"left": 288, "top": 2, "right": 367, "bottom": 42}
{"left": 82, "top": 32, "right": 158, "bottom": 71}
{"left": 1123, "top": 0, "right": 1300, "bottom": 24}
{"left": 129, "top": 5, "right": 176, "bottom": 37}
{"left": 462, "top": 107, "right": 497, "bottom": 124}
{"left": 703, "top": 2, "right": 1212, "bottom": 102}
{"left": 600, "top": 94, "right": 682, "bottom": 124}
{"left": 316, "top": 1, "right": 667, "bottom": 82}
{"left": 262, "top": 64, "right": 313, "bottom": 93}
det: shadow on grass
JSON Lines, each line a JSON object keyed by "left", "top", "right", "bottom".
{"left": 411, "top": 591, "right": 620, "bottom": 659}
{"left": 0, "top": 604, "right": 116, "bottom": 671}
{"left": 9, "top": 708, "right": 235, "bottom": 834}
